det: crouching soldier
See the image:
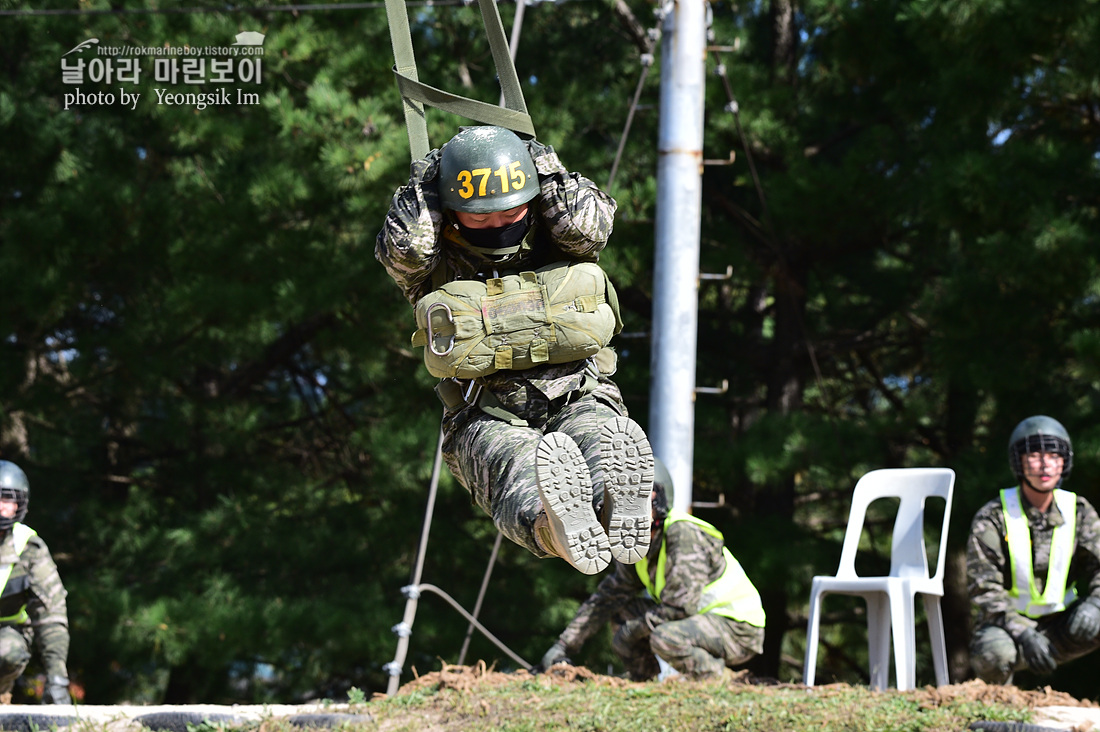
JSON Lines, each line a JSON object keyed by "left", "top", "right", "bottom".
{"left": 540, "top": 460, "right": 765, "bottom": 680}
{"left": 0, "top": 461, "right": 71, "bottom": 704}
{"left": 967, "top": 416, "right": 1100, "bottom": 683}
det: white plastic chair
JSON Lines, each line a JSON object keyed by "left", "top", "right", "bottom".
{"left": 803, "top": 467, "right": 955, "bottom": 691}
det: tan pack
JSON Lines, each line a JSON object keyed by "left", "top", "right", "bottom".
{"left": 411, "top": 261, "right": 622, "bottom": 379}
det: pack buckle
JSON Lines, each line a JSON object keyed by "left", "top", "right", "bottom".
{"left": 426, "top": 302, "right": 455, "bottom": 356}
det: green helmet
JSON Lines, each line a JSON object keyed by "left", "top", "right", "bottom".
{"left": 1008, "top": 415, "right": 1073, "bottom": 481}
{"left": 438, "top": 126, "right": 539, "bottom": 214}
{"left": 0, "top": 460, "right": 29, "bottom": 531}
{"left": 651, "top": 458, "right": 674, "bottom": 524}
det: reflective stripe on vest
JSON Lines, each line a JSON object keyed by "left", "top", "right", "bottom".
{"left": 0, "top": 523, "right": 36, "bottom": 625}
{"left": 635, "top": 510, "right": 766, "bottom": 627}
{"left": 1000, "top": 487, "right": 1077, "bottom": 618}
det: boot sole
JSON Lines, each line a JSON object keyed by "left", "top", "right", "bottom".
{"left": 536, "top": 432, "right": 611, "bottom": 575}
{"left": 600, "top": 417, "right": 654, "bottom": 564}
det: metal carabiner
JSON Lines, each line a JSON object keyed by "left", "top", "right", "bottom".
{"left": 426, "top": 302, "right": 455, "bottom": 356}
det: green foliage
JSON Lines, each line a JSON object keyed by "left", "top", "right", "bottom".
{"left": 346, "top": 686, "right": 366, "bottom": 706}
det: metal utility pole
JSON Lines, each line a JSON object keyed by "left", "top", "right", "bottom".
{"left": 648, "top": 0, "right": 708, "bottom": 514}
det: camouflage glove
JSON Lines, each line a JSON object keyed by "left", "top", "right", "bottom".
{"left": 43, "top": 676, "right": 71, "bottom": 704}
{"left": 524, "top": 138, "right": 567, "bottom": 177}
{"left": 1017, "top": 628, "right": 1057, "bottom": 674}
{"left": 410, "top": 148, "right": 443, "bottom": 185}
{"left": 1066, "top": 597, "right": 1100, "bottom": 641}
{"left": 616, "top": 618, "right": 651, "bottom": 647}
{"left": 540, "top": 640, "right": 569, "bottom": 670}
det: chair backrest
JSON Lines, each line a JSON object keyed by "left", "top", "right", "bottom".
{"left": 834, "top": 468, "right": 956, "bottom": 582}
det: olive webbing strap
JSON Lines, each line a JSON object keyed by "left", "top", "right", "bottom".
{"left": 384, "top": 0, "right": 536, "bottom": 161}
{"left": 383, "top": 0, "right": 429, "bottom": 159}
{"left": 393, "top": 75, "right": 536, "bottom": 138}
{"left": 476, "top": 0, "right": 528, "bottom": 118}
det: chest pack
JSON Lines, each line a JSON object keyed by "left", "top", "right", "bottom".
{"left": 411, "top": 261, "right": 623, "bottom": 379}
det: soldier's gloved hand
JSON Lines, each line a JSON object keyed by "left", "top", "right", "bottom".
{"left": 1018, "top": 628, "right": 1057, "bottom": 674}
{"left": 410, "top": 148, "right": 443, "bottom": 184}
{"left": 524, "top": 138, "right": 566, "bottom": 177}
{"left": 43, "top": 676, "right": 71, "bottom": 704}
{"left": 540, "top": 640, "right": 569, "bottom": 670}
{"left": 616, "top": 618, "right": 651, "bottom": 646}
{"left": 1066, "top": 597, "right": 1100, "bottom": 641}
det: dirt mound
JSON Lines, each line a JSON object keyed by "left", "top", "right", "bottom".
{"left": 914, "top": 679, "right": 1096, "bottom": 710}
{"left": 393, "top": 660, "right": 636, "bottom": 696}
{"left": 393, "top": 662, "right": 1097, "bottom": 710}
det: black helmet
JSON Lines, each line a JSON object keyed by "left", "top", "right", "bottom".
{"left": 0, "top": 461, "right": 29, "bottom": 531}
{"left": 651, "top": 458, "right": 674, "bottom": 526}
{"left": 1008, "top": 415, "right": 1073, "bottom": 482}
{"left": 438, "top": 126, "right": 539, "bottom": 214}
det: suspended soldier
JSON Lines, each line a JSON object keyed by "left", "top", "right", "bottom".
{"left": 0, "top": 461, "right": 72, "bottom": 704}
{"left": 539, "top": 460, "right": 766, "bottom": 680}
{"left": 967, "top": 416, "right": 1100, "bottom": 683}
{"left": 376, "top": 126, "right": 654, "bottom": 574}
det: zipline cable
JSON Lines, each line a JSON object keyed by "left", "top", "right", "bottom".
{"left": 383, "top": 421, "right": 445, "bottom": 696}
{"left": 710, "top": 52, "right": 777, "bottom": 247}
{"left": 419, "top": 582, "right": 531, "bottom": 670}
{"left": 456, "top": 531, "right": 505, "bottom": 666}
{"left": 1, "top": 0, "right": 601, "bottom": 18}
{"left": 607, "top": 18, "right": 662, "bottom": 192}
{"left": 2, "top": 1, "right": 447, "bottom": 16}
{"left": 711, "top": 50, "right": 833, "bottom": 402}
{"left": 606, "top": 51, "right": 654, "bottom": 193}
{"left": 710, "top": 49, "right": 857, "bottom": 485}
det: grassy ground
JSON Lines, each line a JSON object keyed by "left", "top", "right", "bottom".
{"left": 355, "top": 664, "right": 1067, "bottom": 732}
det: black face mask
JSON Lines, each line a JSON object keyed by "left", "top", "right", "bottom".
{"left": 456, "top": 214, "right": 532, "bottom": 251}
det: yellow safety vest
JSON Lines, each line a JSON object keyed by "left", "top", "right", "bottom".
{"left": 635, "top": 510, "right": 766, "bottom": 627}
{"left": 1000, "top": 487, "right": 1077, "bottom": 618}
{"left": 0, "top": 523, "right": 36, "bottom": 625}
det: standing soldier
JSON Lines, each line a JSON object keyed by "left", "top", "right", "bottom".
{"left": 540, "top": 460, "right": 766, "bottom": 680}
{"left": 376, "top": 126, "right": 653, "bottom": 575}
{"left": 967, "top": 416, "right": 1100, "bottom": 683}
{"left": 0, "top": 461, "right": 72, "bottom": 704}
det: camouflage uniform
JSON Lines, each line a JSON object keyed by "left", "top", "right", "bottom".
{"left": 966, "top": 487, "right": 1100, "bottom": 682}
{"left": 0, "top": 525, "right": 70, "bottom": 697}
{"left": 376, "top": 141, "right": 623, "bottom": 556}
{"left": 555, "top": 520, "right": 765, "bottom": 680}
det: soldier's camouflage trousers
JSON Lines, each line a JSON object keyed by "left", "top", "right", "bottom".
{"left": 970, "top": 611, "right": 1100, "bottom": 683}
{"left": 0, "top": 626, "right": 33, "bottom": 696}
{"left": 442, "top": 379, "right": 626, "bottom": 556}
{"left": 609, "top": 598, "right": 764, "bottom": 681}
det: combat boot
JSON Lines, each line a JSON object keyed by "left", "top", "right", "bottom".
{"left": 600, "top": 416, "right": 654, "bottom": 564}
{"left": 535, "top": 431, "right": 612, "bottom": 575}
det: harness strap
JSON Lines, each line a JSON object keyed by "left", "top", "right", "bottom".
{"left": 384, "top": 0, "right": 536, "bottom": 160}
{"left": 435, "top": 369, "right": 600, "bottom": 427}
{"left": 476, "top": 388, "right": 529, "bottom": 427}
{"left": 393, "top": 74, "right": 536, "bottom": 138}
{"left": 383, "top": 0, "right": 429, "bottom": 159}
{"left": 476, "top": 0, "right": 529, "bottom": 118}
